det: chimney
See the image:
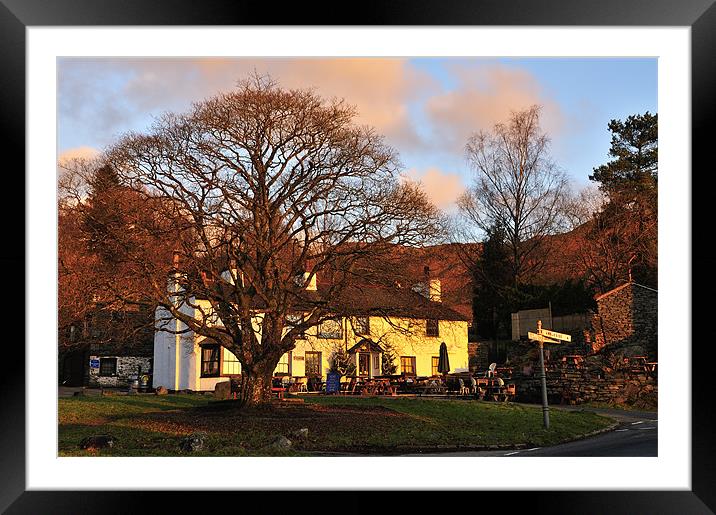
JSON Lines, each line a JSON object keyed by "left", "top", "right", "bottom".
{"left": 412, "top": 265, "right": 440, "bottom": 302}
{"left": 429, "top": 278, "right": 442, "bottom": 303}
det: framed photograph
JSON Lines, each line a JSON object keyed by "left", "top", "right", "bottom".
{"left": 4, "top": 0, "right": 712, "bottom": 512}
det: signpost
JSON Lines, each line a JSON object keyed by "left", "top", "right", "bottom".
{"left": 539, "top": 328, "right": 571, "bottom": 342}
{"left": 527, "top": 332, "right": 559, "bottom": 344}
{"left": 529, "top": 320, "right": 571, "bottom": 429}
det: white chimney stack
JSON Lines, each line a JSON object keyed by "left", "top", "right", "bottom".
{"left": 428, "top": 278, "right": 442, "bottom": 302}
{"left": 412, "top": 265, "right": 441, "bottom": 302}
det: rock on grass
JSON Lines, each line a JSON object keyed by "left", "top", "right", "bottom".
{"left": 179, "top": 432, "right": 207, "bottom": 452}
{"left": 80, "top": 435, "right": 116, "bottom": 450}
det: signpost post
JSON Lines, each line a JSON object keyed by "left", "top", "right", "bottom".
{"left": 529, "top": 320, "right": 572, "bottom": 429}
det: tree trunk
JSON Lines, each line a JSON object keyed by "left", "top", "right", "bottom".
{"left": 236, "top": 365, "right": 274, "bottom": 408}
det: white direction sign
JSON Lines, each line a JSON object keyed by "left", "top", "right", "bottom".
{"left": 528, "top": 331, "right": 559, "bottom": 344}
{"left": 538, "top": 328, "right": 572, "bottom": 342}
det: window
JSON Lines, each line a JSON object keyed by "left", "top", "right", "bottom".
{"left": 426, "top": 319, "right": 440, "bottom": 337}
{"left": 318, "top": 318, "right": 343, "bottom": 339}
{"left": 400, "top": 356, "right": 416, "bottom": 376}
{"left": 222, "top": 348, "right": 241, "bottom": 376}
{"left": 305, "top": 351, "right": 322, "bottom": 377}
{"left": 274, "top": 352, "right": 291, "bottom": 376}
{"left": 285, "top": 313, "right": 305, "bottom": 339}
{"left": 353, "top": 316, "right": 370, "bottom": 336}
{"left": 99, "top": 357, "right": 117, "bottom": 377}
{"left": 200, "top": 344, "right": 220, "bottom": 377}
{"left": 432, "top": 356, "right": 440, "bottom": 376}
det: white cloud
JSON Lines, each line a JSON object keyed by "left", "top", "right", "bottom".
{"left": 403, "top": 167, "right": 466, "bottom": 210}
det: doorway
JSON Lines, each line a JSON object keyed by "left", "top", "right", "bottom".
{"left": 358, "top": 353, "right": 370, "bottom": 378}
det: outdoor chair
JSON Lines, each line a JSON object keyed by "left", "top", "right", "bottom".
{"left": 469, "top": 376, "right": 477, "bottom": 394}
{"left": 458, "top": 378, "right": 469, "bottom": 396}
{"left": 487, "top": 363, "right": 497, "bottom": 378}
{"left": 296, "top": 377, "right": 308, "bottom": 392}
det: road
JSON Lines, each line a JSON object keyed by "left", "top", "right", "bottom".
{"left": 404, "top": 405, "right": 658, "bottom": 457}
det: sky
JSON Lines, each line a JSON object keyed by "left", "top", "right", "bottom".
{"left": 57, "top": 57, "right": 657, "bottom": 211}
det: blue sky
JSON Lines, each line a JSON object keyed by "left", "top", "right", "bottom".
{"left": 58, "top": 57, "right": 656, "bottom": 209}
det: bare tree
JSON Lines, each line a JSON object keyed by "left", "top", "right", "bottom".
{"left": 458, "top": 105, "right": 569, "bottom": 286}
{"left": 58, "top": 162, "right": 170, "bottom": 352}
{"left": 563, "top": 184, "right": 607, "bottom": 230}
{"left": 101, "top": 76, "right": 441, "bottom": 406}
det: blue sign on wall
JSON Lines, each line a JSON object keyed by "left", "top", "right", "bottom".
{"left": 90, "top": 359, "right": 100, "bottom": 369}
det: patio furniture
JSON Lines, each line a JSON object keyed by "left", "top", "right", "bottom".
{"left": 296, "top": 376, "right": 308, "bottom": 392}
{"left": 307, "top": 376, "right": 323, "bottom": 392}
{"left": 417, "top": 379, "right": 447, "bottom": 396}
{"left": 487, "top": 363, "right": 497, "bottom": 377}
{"left": 458, "top": 378, "right": 469, "bottom": 395}
{"left": 271, "top": 377, "right": 287, "bottom": 399}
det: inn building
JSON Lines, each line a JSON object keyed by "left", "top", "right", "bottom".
{"left": 152, "top": 270, "right": 470, "bottom": 392}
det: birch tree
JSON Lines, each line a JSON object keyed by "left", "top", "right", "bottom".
{"left": 458, "top": 106, "right": 568, "bottom": 286}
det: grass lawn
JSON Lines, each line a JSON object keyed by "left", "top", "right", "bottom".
{"left": 58, "top": 394, "right": 614, "bottom": 456}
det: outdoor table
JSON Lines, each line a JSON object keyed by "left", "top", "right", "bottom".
{"left": 416, "top": 380, "right": 447, "bottom": 396}
{"left": 372, "top": 378, "right": 398, "bottom": 396}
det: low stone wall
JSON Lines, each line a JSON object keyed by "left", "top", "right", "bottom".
{"left": 88, "top": 356, "right": 153, "bottom": 388}
{"left": 511, "top": 363, "right": 657, "bottom": 408}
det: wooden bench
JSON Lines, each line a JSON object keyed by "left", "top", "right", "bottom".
{"left": 271, "top": 386, "right": 286, "bottom": 399}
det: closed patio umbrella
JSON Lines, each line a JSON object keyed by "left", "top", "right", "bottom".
{"left": 437, "top": 341, "right": 450, "bottom": 376}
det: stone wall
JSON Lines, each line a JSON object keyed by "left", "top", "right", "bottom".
{"left": 511, "top": 360, "right": 657, "bottom": 409}
{"left": 88, "top": 355, "right": 153, "bottom": 388}
{"left": 468, "top": 341, "right": 490, "bottom": 372}
{"left": 631, "top": 285, "right": 658, "bottom": 359}
{"left": 587, "top": 283, "right": 657, "bottom": 359}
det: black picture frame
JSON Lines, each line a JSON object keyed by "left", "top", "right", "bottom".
{"left": 2, "top": 0, "right": 712, "bottom": 512}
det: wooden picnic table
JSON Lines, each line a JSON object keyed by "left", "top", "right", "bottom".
{"left": 361, "top": 378, "right": 398, "bottom": 396}
{"left": 472, "top": 377, "right": 516, "bottom": 402}
{"left": 415, "top": 379, "right": 447, "bottom": 396}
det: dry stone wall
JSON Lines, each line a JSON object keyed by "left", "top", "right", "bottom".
{"left": 511, "top": 361, "right": 657, "bottom": 409}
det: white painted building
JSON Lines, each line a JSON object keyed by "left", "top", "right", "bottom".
{"left": 153, "top": 270, "right": 470, "bottom": 392}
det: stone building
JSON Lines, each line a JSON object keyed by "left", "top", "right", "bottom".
{"left": 86, "top": 342, "right": 153, "bottom": 388}
{"left": 60, "top": 306, "right": 154, "bottom": 388}
{"left": 586, "top": 282, "right": 658, "bottom": 359}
